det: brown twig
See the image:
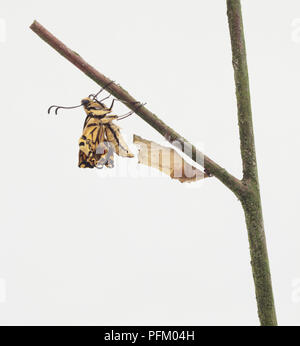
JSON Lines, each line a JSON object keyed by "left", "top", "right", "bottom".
{"left": 30, "top": 20, "right": 245, "bottom": 196}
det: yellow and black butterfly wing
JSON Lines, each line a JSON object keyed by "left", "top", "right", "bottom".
{"left": 78, "top": 109, "right": 133, "bottom": 168}
{"left": 78, "top": 117, "right": 106, "bottom": 168}
{"left": 78, "top": 116, "right": 118, "bottom": 169}
{"left": 79, "top": 150, "right": 93, "bottom": 168}
{"left": 105, "top": 122, "right": 134, "bottom": 158}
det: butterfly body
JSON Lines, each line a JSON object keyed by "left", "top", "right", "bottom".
{"left": 78, "top": 97, "right": 134, "bottom": 169}
{"left": 48, "top": 84, "right": 142, "bottom": 169}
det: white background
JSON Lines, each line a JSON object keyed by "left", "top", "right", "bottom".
{"left": 0, "top": 0, "right": 300, "bottom": 326}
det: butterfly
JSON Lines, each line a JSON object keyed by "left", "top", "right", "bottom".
{"left": 48, "top": 84, "right": 144, "bottom": 169}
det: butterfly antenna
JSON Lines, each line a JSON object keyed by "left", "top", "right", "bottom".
{"left": 48, "top": 103, "right": 83, "bottom": 115}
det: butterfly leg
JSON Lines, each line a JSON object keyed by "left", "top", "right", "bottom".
{"left": 89, "top": 80, "right": 115, "bottom": 100}
{"left": 117, "top": 102, "right": 147, "bottom": 120}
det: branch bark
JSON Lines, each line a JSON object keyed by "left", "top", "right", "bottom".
{"left": 30, "top": 8, "right": 278, "bottom": 325}
{"left": 226, "top": 0, "right": 277, "bottom": 326}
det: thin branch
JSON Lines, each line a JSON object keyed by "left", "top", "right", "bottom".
{"left": 227, "top": 1, "right": 258, "bottom": 183}
{"left": 30, "top": 20, "right": 245, "bottom": 196}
